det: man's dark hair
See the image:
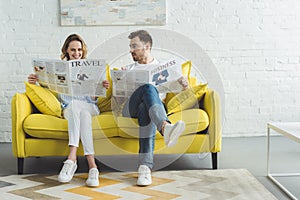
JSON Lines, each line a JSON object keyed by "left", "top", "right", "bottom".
{"left": 128, "top": 30, "right": 153, "bottom": 48}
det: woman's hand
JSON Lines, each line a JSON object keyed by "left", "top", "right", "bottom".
{"left": 91, "top": 96, "right": 98, "bottom": 101}
{"left": 28, "top": 74, "right": 38, "bottom": 84}
{"left": 102, "top": 80, "right": 110, "bottom": 89}
{"left": 178, "top": 76, "right": 189, "bottom": 90}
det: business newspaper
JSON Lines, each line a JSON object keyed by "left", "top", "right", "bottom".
{"left": 111, "top": 59, "right": 183, "bottom": 97}
{"left": 33, "top": 59, "right": 107, "bottom": 96}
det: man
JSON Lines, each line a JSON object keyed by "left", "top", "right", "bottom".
{"left": 121, "top": 30, "right": 188, "bottom": 186}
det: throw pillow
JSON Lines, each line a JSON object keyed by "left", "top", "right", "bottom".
{"left": 25, "top": 82, "right": 62, "bottom": 118}
{"left": 166, "top": 83, "right": 208, "bottom": 114}
{"left": 164, "top": 60, "right": 197, "bottom": 104}
{"left": 97, "top": 64, "right": 112, "bottom": 112}
{"left": 181, "top": 60, "right": 192, "bottom": 82}
{"left": 181, "top": 60, "right": 198, "bottom": 87}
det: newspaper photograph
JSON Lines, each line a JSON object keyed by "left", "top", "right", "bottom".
{"left": 111, "top": 59, "right": 183, "bottom": 97}
{"left": 33, "top": 59, "right": 107, "bottom": 97}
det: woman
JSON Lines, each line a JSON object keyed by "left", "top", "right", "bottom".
{"left": 28, "top": 34, "right": 109, "bottom": 187}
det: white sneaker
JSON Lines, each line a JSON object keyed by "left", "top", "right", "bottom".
{"left": 164, "top": 120, "right": 185, "bottom": 147}
{"left": 58, "top": 160, "right": 77, "bottom": 183}
{"left": 137, "top": 165, "right": 152, "bottom": 186}
{"left": 86, "top": 168, "right": 99, "bottom": 187}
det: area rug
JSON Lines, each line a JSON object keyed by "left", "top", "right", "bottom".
{"left": 0, "top": 169, "right": 276, "bottom": 199}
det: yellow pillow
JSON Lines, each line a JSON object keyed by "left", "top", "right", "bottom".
{"left": 182, "top": 60, "right": 191, "bottom": 82}
{"left": 166, "top": 83, "right": 208, "bottom": 114}
{"left": 181, "top": 60, "right": 198, "bottom": 87}
{"left": 165, "top": 60, "right": 196, "bottom": 104}
{"left": 25, "top": 82, "right": 62, "bottom": 118}
{"left": 97, "top": 64, "right": 112, "bottom": 112}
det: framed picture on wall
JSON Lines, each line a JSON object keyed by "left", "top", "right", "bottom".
{"left": 60, "top": 0, "right": 166, "bottom": 26}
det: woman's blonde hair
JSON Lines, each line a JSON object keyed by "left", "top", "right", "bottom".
{"left": 60, "top": 34, "right": 87, "bottom": 60}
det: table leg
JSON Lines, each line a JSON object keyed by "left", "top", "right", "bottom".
{"left": 266, "top": 124, "right": 298, "bottom": 200}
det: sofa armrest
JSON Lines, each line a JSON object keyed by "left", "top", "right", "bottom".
{"left": 201, "top": 88, "right": 222, "bottom": 152}
{"left": 11, "top": 93, "right": 33, "bottom": 158}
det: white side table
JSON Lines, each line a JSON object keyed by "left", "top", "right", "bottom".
{"left": 267, "top": 122, "right": 300, "bottom": 200}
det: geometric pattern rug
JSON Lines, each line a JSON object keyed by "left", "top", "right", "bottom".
{"left": 0, "top": 169, "right": 277, "bottom": 200}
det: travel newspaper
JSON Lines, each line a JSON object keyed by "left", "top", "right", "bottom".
{"left": 32, "top": 59, "right": 107, "bottom": 96}
{"left": 111, "top": 59, "right": 183, "bottom": 97}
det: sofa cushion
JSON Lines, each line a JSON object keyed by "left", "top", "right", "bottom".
{"left": 25, "top": 82, "right": 62, "bottom": 118}
{"left": 118, "top": 108, "right": 209, "bottom": 139}
{"left": 23, "top": 109, "right": 209, "bottom": 140}
{"left": 166, "top": 83, "right": 208, "bottom": 114}
{"left": 23, "top": 112, "right": 119, "bottom": 139}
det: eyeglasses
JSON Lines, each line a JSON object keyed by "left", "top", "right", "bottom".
{"left": 129, "top": 44, "right": 145, "bottom": 50}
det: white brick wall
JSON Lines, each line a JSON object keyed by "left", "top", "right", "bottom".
{"left": 1, "top": 0, "right": 300, "bottom": 142}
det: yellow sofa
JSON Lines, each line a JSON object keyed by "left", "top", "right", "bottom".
{"left": 11, "top": 84, "right": 222, "bottom": 174}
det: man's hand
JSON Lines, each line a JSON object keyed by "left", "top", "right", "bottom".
{"left": 177, "top": 76, "right": 189, "bottom": 90}
{"left": 102, "top": 80, "right": 110, "bottom": 89}
{"left": 28, "top": 74, "right": 38, "bottom": 84}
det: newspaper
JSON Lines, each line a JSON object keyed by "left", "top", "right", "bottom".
{"left": 111, "top": 59, "right": 183, "bottom": 97}
{"left": 33, "top": 58, "right": 107, "bottom": 97}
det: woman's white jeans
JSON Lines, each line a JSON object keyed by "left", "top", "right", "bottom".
{"left": 63, "top": 100, "right": 99, "bottom": 155}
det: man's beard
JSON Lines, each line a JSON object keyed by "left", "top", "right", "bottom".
{"left": 131, "top": 53, "right": 138, "bottom": 61}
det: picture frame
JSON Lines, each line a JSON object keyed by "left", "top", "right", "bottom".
{"left": 60, "top": 0, "right": 166, "bottom": 26}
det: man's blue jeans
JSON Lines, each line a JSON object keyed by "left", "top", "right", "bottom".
{"left": 122, "top": 84, "right": 169, "bottom": 169}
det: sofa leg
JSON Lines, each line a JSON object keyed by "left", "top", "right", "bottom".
{"left": 211, "top": 153, "right": 218, "bottom": 169}
{"left": 18, "top": 158, "right": 24, "bottom": 174}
